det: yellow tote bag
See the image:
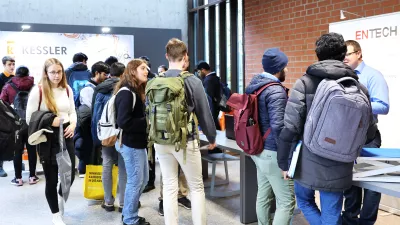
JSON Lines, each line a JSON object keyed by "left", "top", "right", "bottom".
{"left": 83, "top": 165, "right": 118, "bottom": 200}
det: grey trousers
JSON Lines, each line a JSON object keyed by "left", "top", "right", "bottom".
{"left": 102, "top": 146, "right": 127, "bottom": 206}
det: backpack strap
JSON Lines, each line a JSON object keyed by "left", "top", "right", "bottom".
{"left": 254, "top": 82, "right": 283, "bottom": 96}
{"left": 179, "top": 71, "right": 193, "bottom": 79}
{"left": 38, "top": 85, "right": 70, "bottom": 111}
{"left": 0, "top": 73, "right": 5, "bottom": 84}
{"left": 263, "top": 128, "right": 272, "bottom": 141}
{"left": 38, "top": 85, "right": 42, "bottom": 111}
{"left": 254, "top": 82, "right": 284, "bottom": 141}
{"left": 9, "top": 82, "right": 19, "bottom": 93}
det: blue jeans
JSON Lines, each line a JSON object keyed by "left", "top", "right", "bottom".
{"left": 115, "top": 144, "right": 149, "bottom": 225}
{"left": 295, "top": 182, "right": 343, "bottom": 225}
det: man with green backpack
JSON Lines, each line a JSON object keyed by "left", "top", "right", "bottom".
{"left": 146, "top": 38, "right": 216, "bottom": 225}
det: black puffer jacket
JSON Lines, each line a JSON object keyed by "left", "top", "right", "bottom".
{"left": 73, "top": 104, "right": 92, "bottom": 154}
{"left": 277, "top": 60, "right": 374, "bottom": 192}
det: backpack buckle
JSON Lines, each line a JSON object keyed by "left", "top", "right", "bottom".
{"left": 166, "top": 104, "right": 172, "bottom": 112}
{"left": 162, "top": 131, "right": 170, "bottom": 140}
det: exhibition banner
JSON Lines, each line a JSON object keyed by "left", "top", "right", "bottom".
{"left": 330, "top": 12, "right": 400, "bottom": 148}
{"left": 0, "top": 32, "right": 134, "bottom": 82}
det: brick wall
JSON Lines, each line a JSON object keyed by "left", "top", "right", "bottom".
{"left": 244, "top": 0, "right": 400, "bottom": 89}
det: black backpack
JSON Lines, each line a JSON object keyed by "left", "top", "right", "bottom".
{"left": 219, "top": 81, "right": 232, "bottom": 112}
{"left": 0, "top": 100, "right": 22, "bottom": 161}
{"left": 9, "top": 83, "right": 30, "bottom": 120}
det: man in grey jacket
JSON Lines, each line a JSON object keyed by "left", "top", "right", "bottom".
{"left": 277, "top": 33, "right": 374, "bottom": 225}
{"left": 154, "top": 38, "right": 216, "bottom": 225}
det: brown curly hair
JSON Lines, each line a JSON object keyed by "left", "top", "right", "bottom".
{"left": 113, "top": 59, "right": 147, "bottom": 101}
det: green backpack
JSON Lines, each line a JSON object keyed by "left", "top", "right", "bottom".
{"left": 145, "top": 71, "right": 199, "bottom": 162}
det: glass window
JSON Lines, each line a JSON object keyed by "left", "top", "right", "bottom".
{"left": 226, "top": 1, "right": 231, "bottom": 89}
{"left": 238, "top": 0, "right": 244, "bottom": 93}
{"left": 204, "top": 0, "right": 209, "bottom": 63}
{"left": 216, "top": 4, "right": 220, "bottom": 76}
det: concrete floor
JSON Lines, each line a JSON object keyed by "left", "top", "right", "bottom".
{"left": 0, "top": 158, "right": 398, "bottom": 225}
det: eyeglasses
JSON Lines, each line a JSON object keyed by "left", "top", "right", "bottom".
{"left": 345, "top": 51, "right": 359, "bottom": 57}
{"left": 48, "top": 71, "right": 63, "bottom": 76}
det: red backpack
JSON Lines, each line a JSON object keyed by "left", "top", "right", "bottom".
{"left": 226, "top": 83, "right": 282, "bottom": 155}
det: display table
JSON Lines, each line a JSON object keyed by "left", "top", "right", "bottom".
{"left": 200, "top": 130, "right": 257, "bottom": 224}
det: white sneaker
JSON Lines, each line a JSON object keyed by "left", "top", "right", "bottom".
{"left": 58, "top": 195, "right": 64, "bottom": 216}
{"left": 52, "top": 212, "right": 66, "bottom": 225}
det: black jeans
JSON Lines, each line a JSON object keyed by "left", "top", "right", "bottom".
{"left": 76, "top": 149, "right": 92, "bottom": 174}
{"left": 14, "top": 130, "right": 37, "bottom": 178}
{"left": 343, "top": 130, "right": 382, "bottom": 225}
{"left": 42, "top": 131, "right": 75, "bottom": 214}
{"left": 147, "top": 146, "right": 155, "bottom": 186}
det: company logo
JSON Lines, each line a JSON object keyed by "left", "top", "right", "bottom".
{"left": 22, "top": 46, "right": 67, "bottom": 55}
{"left": 356, "top": 26, "right": 398, "bottom": 40}
{"left": 7, "top": 41, "right": 14, "bottom": 55}
{"left": 6, "top": 40, "right": 68, "bottom": 55}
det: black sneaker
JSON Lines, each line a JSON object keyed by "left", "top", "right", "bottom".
{"left": 178, "top": 197, "right": 191, "bottom": 209}
{"left": 142, "top": 185, "right": 155, "bottom": 193}
{"left": 158, "top": 200, "right": 164, "bottom": 216}
{"left": 11, "top": 177, "right": 23, "bottom": 186}
{"left": 119, "top": 201, "right": 140, "bottom": 213}
{"left": 101, "top": 201, "right": 115, "bottom": 212}
{"left": 122, "top": 216, "right": 148, "bottom": 225}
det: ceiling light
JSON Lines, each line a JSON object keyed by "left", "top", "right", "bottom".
{"left": 102, "top": 27, "right": 111, "bottom": 33}
{"left": 21, "top": 25, "right": 31, "bottom": 30}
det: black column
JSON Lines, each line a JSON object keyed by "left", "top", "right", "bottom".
{"left": 229, "top": 0, "right": 238, "bottom": 93}
{"left": 219, "top": 2, "right": 227, "bottom": 83}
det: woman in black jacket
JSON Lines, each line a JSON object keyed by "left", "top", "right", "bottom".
{"left": 114, "top": 59, "right": 150, "bottom": 225}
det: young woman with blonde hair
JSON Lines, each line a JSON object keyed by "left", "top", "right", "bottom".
{"left": 26, "top": 58, "right": 76, "bottom": 225}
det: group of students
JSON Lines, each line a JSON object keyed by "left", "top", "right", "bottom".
{"left": 0, "top": 33, "right": 389, "bottom": 225}
{"left": 248, "top": 33, "right": 389, "bottom": 225}
{"left": 0, "top": 38, "right": 217, "bottom": 225}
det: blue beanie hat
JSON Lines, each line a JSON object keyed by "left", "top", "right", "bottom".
{"left": 262, "top": 48, "right": 288, "bottom": 74}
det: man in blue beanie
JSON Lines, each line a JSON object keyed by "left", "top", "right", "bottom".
{"left": 245, "top": 48, "right": 294, "bottom": 225}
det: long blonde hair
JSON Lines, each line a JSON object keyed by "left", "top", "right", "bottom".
{"left": 40, "top": 58, "right": 68, "bottom": 114}
{"left": 114, "top": 59, "right": 147, "bottom": 101}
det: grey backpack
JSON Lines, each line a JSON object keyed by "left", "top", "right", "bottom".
{"left": 303, "top": 77, "right": 371, "bottom": 162}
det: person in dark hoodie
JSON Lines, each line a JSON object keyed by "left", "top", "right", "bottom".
{"left": 0, "top": 66, "right": 39, "bottom": 186}
{"left": 277, "top": 33, "right": 374, "bottom": 225}
{"left": 105, "top": 56, "right": 119, "bottom": 67}
{"left": 245, "top": 48, "right": 294, "bottom": 225}
{"left": 196, "top": 61, "right": 221, "bottom": 130}
{"left": 65, "top": 52, "right": 91, "bottom": 101}
{"left": 74, "top": 61, "right": 109, "bottom": 176}
{"left": 0, "top": 55, "right": 15, "bottom": 177}
{"left": 140, "top": 56, "right": 156, "bottom": 80}
{"left": 139, "top": 56, "right": 157, "bottom": 193}
{"left": 91, "top": 62, "right": 128, "bottom": 213}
